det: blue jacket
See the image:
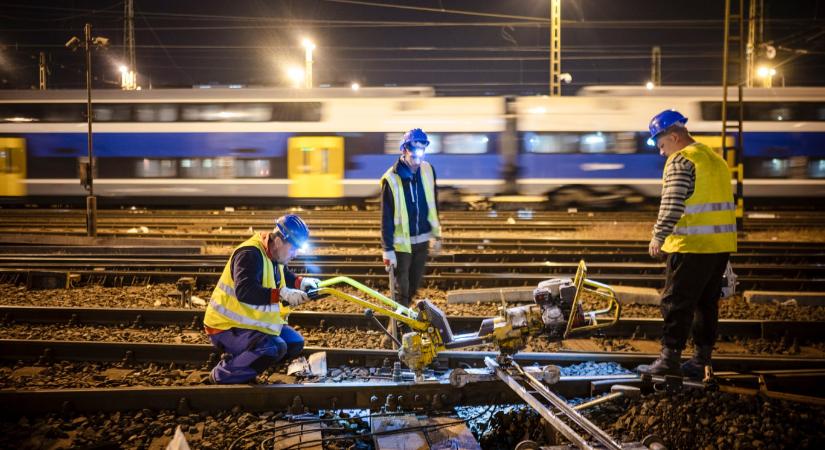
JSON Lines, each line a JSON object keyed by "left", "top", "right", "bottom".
{"left": 231, "top": 247, "right": 299, "bottom": 306}
{"left": 381, "top": 158, "right": 439, "bottom": 252}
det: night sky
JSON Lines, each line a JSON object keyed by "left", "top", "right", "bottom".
{"left": 1, "top": 0, "right": 823, "bottom": 95}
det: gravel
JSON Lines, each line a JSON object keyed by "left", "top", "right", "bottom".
{"left": 471, "top": 389, "right": 825, "bottom": 449}
{"left": 4, "top": 283, "right": 825, "bottom": 322}
{"left": 0, "top": 408, "right": 378, "bottom": 450}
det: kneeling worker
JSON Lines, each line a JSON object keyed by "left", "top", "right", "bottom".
{"left": 204, "top": 214, "right": 321, "bottom": 384}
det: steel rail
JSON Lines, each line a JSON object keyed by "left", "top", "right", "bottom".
{"left": 4, "top": 267, "right": 822, "bottom": 291}
{"left": 2, "top": 249, "right": 823, "bottom": 265}
{"left": 2, "top": 258, "right": 821, "bottom": 284}
{"left": 2, "top": 232, "right": 823, "bottom": 254}
{"left": 2, "top": 340, "right": 824, "bottom": 372}
{"left": 0, "top": 374, "right": 639, "bottom": 418}
{"left": 3, "top": 306, "right": 823, "bottom": 341}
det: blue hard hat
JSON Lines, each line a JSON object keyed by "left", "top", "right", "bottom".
{"left": 649, "top": 109, "right": 688, "bottom": 139}
{"left": 275, "top": 214, "right": 310, "bottom": 248}
{"left": 400, "top": 128, "right": 430, "bottom": 151}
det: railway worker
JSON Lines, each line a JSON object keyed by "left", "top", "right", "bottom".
{"left": 381, "top": 128, "right": 442, "bottom": 308}
{"left": 637, "top": 110, "right": 737, "bottom": 378}
{"left": 203, "top": 214, "right": 322, "bottom": 384}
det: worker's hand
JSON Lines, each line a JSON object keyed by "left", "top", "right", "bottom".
{"left": 383, "top": 250, "right": 397, "bottom": 271}
{"left": 430, "top": 238, "right": 442, "bottom": 256}
{"left": 299, "top": 277, "right": 321, "bottom": 292}
{"left": 648, "top": 238, "right": 665, "bottom": 260}
{"left": 279, "top": 286, "right": 310, "bottom": 307}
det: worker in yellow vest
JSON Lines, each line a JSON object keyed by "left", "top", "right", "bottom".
{"left": 381, "top": 128, "right": 442, "bottom": 308}
{"left": 637, "top": 110, "right": 737, "bottom": 378}
{"left": 203, "top": 214, "right": 321, "bottom": 384}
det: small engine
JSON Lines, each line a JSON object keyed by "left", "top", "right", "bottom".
{"left": 533, "top": 277, "right": 587, "bottom": 340}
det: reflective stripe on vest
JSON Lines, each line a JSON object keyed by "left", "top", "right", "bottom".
{"left": 662, "top": 143, "right": 737, "bottom": 254}
{"left": 381, "top": 161, "right": 441, "bottom": 253}
{"left": 673, "top": 223, "right": 737, "bottom": 236}
{"left": 683, "top": 201, "right": 735, "bottom": 215}
{"left": 203, "top": 233, "right": 288, "bottom": 335}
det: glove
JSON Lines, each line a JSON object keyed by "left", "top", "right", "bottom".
{"left": 279, "top": 286, "right": 310, "bottom": 307}
{"left": 383, "top": 250, "right": 397, "bottom": 270}
{"left": 431, "top": 238, "right": 442, "bottom": 255}
{"left": 300, "top": 277, "right": 321, "bottom": 292}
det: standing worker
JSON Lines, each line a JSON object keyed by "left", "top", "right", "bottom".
{"left": 637, "top": 110, "right": 737, "bottom": 378}
{"left": 381, "top": 128, "right": 442, "bottom": 308}
{"left": 204, "top": 214, "right": 322, "bottom": 384}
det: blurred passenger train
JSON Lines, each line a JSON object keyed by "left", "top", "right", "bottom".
{"left": 1, "top": 85, "right": 823, "bottom": 207}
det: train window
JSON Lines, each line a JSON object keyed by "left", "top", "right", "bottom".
{"left": 750, "top": 158, "right": 790, "bottom": 178}
{"left": 137, "top": 159, "right": 177, "bottom": 178}
{"left": 135, "top": 104, "right": 178, "bottom": 122}
{"left": 810, "top": 159, "right": 825, "bottom": 179}
{"left": 700, "top": 101, "right": 825, "bottom": 121}
{"left": 524, "top": 133, "right": 577, "bottom": 153}
{"left": 93, "top": 104, "right": 132, "bottom": 122}
{"left": 236, "top": 159, "right": 271, "bottom": 177}
{"left": 579, "top": 132, "right": 612, "bottom": 153}
{"left": 442, "top": 134, "right": 489, "bottom": 154}
{"left": 0, "top": 103, "right": 85, "bottom": 122}
{"left": 383, "top": 133, "right": 442, "bottom": 154}
{"left": 177, "top": 102, "right": 320, "bottom": 122}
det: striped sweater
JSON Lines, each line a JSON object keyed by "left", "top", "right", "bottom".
{"left": 653, "top": 154, "right": 696, "bottom": 244}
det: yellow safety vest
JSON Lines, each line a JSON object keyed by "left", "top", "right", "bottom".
{"left": 381, "top": 161, "right": 441, "bottom": 253}
{"left": 662, "top": 142, "right": 738, "bottom": 254}
{"left": 204, "top": 233, "right": 290, "bottom": 335}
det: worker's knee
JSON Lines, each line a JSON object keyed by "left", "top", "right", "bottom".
{"left": 285, "top": 338, "right": 304, "bottom": 360}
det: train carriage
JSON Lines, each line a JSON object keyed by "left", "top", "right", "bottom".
{"left": 1, "top": 86, "right": 823, "bottom": 206}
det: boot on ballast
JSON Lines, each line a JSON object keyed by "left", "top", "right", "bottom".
{"left": 681, "top": 345, "right": 713, "bottom": 379}
{"left": 635, "top": 347, "right": 682, "bottom": 376}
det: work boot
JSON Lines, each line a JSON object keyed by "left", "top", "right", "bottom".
{"left": 681, "top": 345, "right": 713, "bottom": 379}
{"left": 636, "top": 347, "right": 682, "bottom": 376}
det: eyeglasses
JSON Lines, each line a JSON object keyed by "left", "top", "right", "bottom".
{"left": 410, "top": 141, "right": 428, "bottom": 150}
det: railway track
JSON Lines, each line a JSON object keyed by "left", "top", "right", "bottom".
{"left": 1, "top": 209, "right": 823, "bottom": 231}
{"left": 3, "top": 306, "right": 824, "bottom": 341}
{"left": 3, "top": 260, "right": 821, "bottom": 291}
{"left": 2, "top": 339, "right": 824, "bottom": 415}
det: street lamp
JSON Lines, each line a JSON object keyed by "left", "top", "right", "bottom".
{"left": 756, "top": 65, "right": 776, "bottom": 88}
{"left": 302, "top": 38, "right": 315, "bottom": 89}
{"left": 351, "top": 82, "right": 360, "bottom": 91}
{"left": 118, "top": 63, "right": 137, "bottom": 90}
{"left": 66, "top": 23, "right": 108, "bottom": 237}
{"left": 645, "top": 81, "right": 655, "bottom": 90}
{"left": 286, "top": 65, "right": 304, "bottom": 89}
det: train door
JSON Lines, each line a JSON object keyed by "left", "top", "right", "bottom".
{"left": 287, "top": 136, "right": 344, "bottom": 198}
{"left": 0, "top": 138, "right": 26, "bottom": 196}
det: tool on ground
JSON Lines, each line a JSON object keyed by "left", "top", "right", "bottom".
{"left": 307, "top": 260, "right": 620, "bottom": 381}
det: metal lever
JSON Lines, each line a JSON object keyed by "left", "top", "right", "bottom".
{"left": 365, "top": 308, "right": 402, "bottom": 348}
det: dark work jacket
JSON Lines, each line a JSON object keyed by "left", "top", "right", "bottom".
{"left": 381, "top": 158, "right": 438, "bottom": 252}
{"left": 231, "top": 247, "right": 299, "bottom": 306}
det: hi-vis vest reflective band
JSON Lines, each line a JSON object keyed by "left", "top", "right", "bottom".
{"left": 381, "top": 161, "right": 441, "bottom": 253}
{"left": 204, "top": 233, "right": 290, "bottom": 335}
{"left": 662, "top": 142, "right": 738, "bottom": 254}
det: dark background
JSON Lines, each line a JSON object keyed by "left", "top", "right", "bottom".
{"left": 1, "top": 0, "right": 823, "bottom": 95}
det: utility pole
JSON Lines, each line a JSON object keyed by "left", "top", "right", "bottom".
{"left": 38, "top": 52, "right": 47, "bottom": 90}
{"left": 549, "top": 0, "right": 561, "bottom": 96}
{"left": 651, "top": 46, "right": 662, "bottom": 86}
{"left": 745, "top": 0, "right": 758, "bottom": 87}
{"left": 122, "top": 0, "right": 137, "bottom": 90}
{"left": 66, "top": 23, "right": 109, "bottom": 237}
{"left": 722, "top": 0, "right": 746, "bottom": 231}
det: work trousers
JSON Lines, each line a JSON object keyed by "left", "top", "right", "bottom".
{"left": 394, "top": 241, "right": 430, "bottom": 307}
{"left": 660, "top": 252, "right": 730, "bottom": 350}
{"left": 208, "top": 325, "right": 304, "bottom": 384}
